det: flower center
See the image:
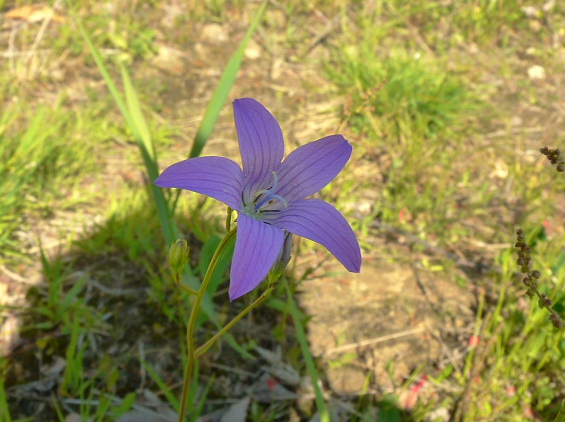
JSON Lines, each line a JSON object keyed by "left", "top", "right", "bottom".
{"left": 242, "top": 171, "right": 288, "bottom": 219}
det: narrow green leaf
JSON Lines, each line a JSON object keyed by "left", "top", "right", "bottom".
{"left": 192, "top": 372, "right": 214, "bottom": 422}
{"left": 121, "top": 65, "right": 155, "bottom": 162}
{"left": 270, "top": 291, "right": 330, "bottom": 421}
{"left": 27, "top": 321, "right": 56, "bottom": 330}
{"left": 142, "top": 360, "right": 179, "bottom": 410}
{"left": 112, "top": 392, "right": 137, "bottom": 419}
{"left": 188, "top": 1, "right": 267, "bottom": 159}
{"left": 61, "top": 276, "right": 88, "bottom": 310}
{"left": 71, "top": 6, "right": 176, "bottom": 244}
{"left": 555, "top": 400, "right": 565, "bottom": 422}
{"left": 72, "top": 2, "right": 245, "bottom": 355}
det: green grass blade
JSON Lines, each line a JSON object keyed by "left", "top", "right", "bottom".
{"left": 0, "top": 377, "right": 11, "bottom": 422}
{"left": 71, "top": 6, "right": 176, "bottom": 244}
{"left": 121, "top": 65, "right": 155, "bottom": 163}
{"left": 61, "top": 275, "right": 88, "bottom": 310}
{"left": 72, "top": 2, "right": 245, "bottom": 357}
{"left": 555, "top": 400, "right": 565, "bottom": 422}
{"left": 188, "top": 0, "right": 267, "bottom": 159}
{"left": 142, "top": 360, "right": 179, "bottom": 410}
{"left": 171, "top": 0, "right": 267, "bottom": 212}
{"left": 270, "top": 292, "right": 330, "bottom": 421}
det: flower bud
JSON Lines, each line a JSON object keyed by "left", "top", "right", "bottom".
{"left": 169, "top": 239, "right": 190, "bottom": 274}
{"left": 557, "top": 162, "right": 565, "bottom": 172}
{"left": 268, "top": 232, "right": 293, "bottom": 282}
{"left": 530, "top": 270, "right": 541, "bottom": 279}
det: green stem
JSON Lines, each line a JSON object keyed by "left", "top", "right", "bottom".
{"left": 225, "top": 207, "right": 233, "bottom": 232}
{"left": 174, "top": 273, "right": 199, "bottom": 296}
{"left": 532, "top": 287, "right": 565, "bottom": 327}
{"left": 196, "top": 286, "right": 274, "bottom": 357}
{"left": 178, "top": 228, "right": 237, "bottom": 422}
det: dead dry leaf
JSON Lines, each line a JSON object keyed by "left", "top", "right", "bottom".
{"left": 220, "top": 397, "right": 250, "bottom": 422}
{"left": 6, "top": 5, "right": 65, "bottom": 23}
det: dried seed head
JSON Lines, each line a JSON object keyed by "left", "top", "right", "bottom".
{"left": 538, "top": 298, "right": 546, "bottom": 309}
{"left": 550, "top": 314, "right": 565, "bottom": 329}
{"left": 541, "top": 294, "right": 553, "bottom": 307}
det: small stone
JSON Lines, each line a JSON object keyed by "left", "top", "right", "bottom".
{"left": 271, "top": 57, "right": 283, "bottom": 80}
{"left": 510, "top": 116, "right": 522, "bottom": 127}
{"left": 543, "top": 0, "right": 556, "bottom": 12}
{"left": 201, "top": 23, "right": 227, "bottom": 42}
{"left": 521, "top": 6, "right": 540, "bottom": 18}
{"left": 528, "top": 65, "right": 546, "bottom": 80}
{"left": 489, "top": 159, "right": 508, "bottom": 179}
{"left": 151, "top": 44, "right": 185, "bottom": 74}
{"left": 327, "top": 366, "right": 367, "bottom": 395}
{"left": 529, "top": 20, "right": 542, "bottom": 32}
{"left": 244, "top": 38, "right": 261, "bottom": 60}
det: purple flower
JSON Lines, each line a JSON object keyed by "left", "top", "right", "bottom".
{"left": 155, "top": 98, "right": 361, "bottom": 300}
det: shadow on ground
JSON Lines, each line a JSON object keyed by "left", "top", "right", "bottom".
{"left": 1, "top": 199, "right": 420, "bottom": 421}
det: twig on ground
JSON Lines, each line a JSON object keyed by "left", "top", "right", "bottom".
{"left": 323, "top": 327, "right": 426, "bottom": 357}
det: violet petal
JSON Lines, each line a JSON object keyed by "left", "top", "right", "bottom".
{"left": 272, "top": 199, "right": 361, "bottom": 272}
{"left": 233, "top": 98, "right": 285, "bottom": 203}
{"left": 276, "top": 135, "right": 352, "bottom": 202}
{"left": 229, "top": 214, "right": 285, "bottom": 300}
{"left": 155, "top": 156, "right": 243, "bottom": 211}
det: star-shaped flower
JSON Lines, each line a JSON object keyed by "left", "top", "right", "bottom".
{"left": 156, "top": 98, "right": 361, "bottom": 300}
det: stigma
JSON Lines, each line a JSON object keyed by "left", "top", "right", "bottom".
{"left": 242, "top": 171, "right": 288, "bottom": 219}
